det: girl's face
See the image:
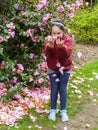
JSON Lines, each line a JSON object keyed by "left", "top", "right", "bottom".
{"left": 52, "top": 26, "right": 64, "bottom": 39}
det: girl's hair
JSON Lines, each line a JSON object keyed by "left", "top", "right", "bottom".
{"left": 50, "top": 20, "right": 65, "bottom": 32}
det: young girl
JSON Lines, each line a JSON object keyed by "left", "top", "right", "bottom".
{"left": 44, "top": 20, "right": 73, "bottom": 122}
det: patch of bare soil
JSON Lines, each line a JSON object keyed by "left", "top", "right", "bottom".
{"left": 72, "top": 43, "right": 98, "bottom": 67}
{"left": 56, "top": 43, "right": 98, "bottom": 130}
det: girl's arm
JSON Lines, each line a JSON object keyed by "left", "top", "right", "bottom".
{"left": 44, "top": 41, "right": 55, "bottom": 55}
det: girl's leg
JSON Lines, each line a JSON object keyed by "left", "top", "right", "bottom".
{"left": 59, "top": 72, "right": 70, "bottom": 110}
{"left": 59, "top": 72, "right": 70, "bottom": 122}
{"left": 48, "top": 72, "right": 59, "bottom": 109}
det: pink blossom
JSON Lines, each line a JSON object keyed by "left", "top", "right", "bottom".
{"left": 38, "top": 78, "right": 44, "bottom": 84}
{"left": 45, "top": 35, "right": 53, "bottom": 42}
{"left": 39, "top": 26, "right": 45, "bottom": 32}
{"left": 67, "top": 12, "right": 74, "bottom": 18}
{"left": 88, "top": 91, "right": 94, "bottom": 96}
{"left": 36, "top": 0, "right": 48, "bottom": 10}
{"left": 69, "top": 4, "right": 76, "bottom": 11}
{"left": 6, "top": 36, "right": 10, "bottom": 39}
{"left": 9, "top": 31, "right": 15, "bottom": 38}
{"left": 17, "top": 63, "right": 24, "bottom": 70}
{"left": 17, "top": 63, "right": 24, "bottom": 73}
{"left": 63, "top": 1, "right": 67, "bottom": 7}
{"left": 0, "top": 82, "right": 4, "bottom": 88}
{"left": 33, "top": 71, "right": 39, "bottom": 76}
{"left": 57, "top": 5, "right": 65, "bottom": 12}
{"left": 29, "top": 78, "right": 33, "bottom": 82}
{"left": 6, "top": 22, "right": 15, "bottom": 30}
{"left": 42, "top": 13, "right": 52, "bottom": 22}
{"left": 0, "top": 36, "right": 3, "bottom": 43}
{"left": 26, "top": 29, "right": 34, "bottom": 37}
{"left": 10, "top": 77, "right": 18, "bottom": 84}
{"left": 29, "top": 53, "right": 34, "bottom": 59}
{"left": 38, "top": 62, "right": 47, "bottom": 71}
{"left": 14, "top": 94, "right": 21, "bottom": 100}
{"left": 85, "top": 2, "right": 89, "bottom": 7}
{"left": 32, "top": 36, "right": 40, "bottom": 42}
{"left": 0, "top": 82, "right": 7, "bottom": 95}
{"left": 75, "top": 0, "right": 83, "bottom": 9}
{"left": 42, "top": 54, "right": 47, "bottom": 61}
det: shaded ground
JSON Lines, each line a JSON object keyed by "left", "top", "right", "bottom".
{"left": 57, "top": 103, "right": 98, "bottom": 130}
{"left": 57, "top": 43, "right": 98, "bottom": 130}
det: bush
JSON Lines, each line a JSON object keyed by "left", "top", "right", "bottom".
{"left": 67, "top": 5, "right": 98, "bottom": 44}
{"left": 0, "top": 0, "right": 88, "bottom": 101}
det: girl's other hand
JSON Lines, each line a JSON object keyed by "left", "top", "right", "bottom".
{"left": 56, "top": 37, "right": 64, "bottom": 47}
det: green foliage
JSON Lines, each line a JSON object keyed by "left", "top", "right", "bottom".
{"left": 67, "top": 5, "right": 98, "bottom": 44}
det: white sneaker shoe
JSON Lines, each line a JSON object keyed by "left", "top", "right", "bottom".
{"left": 60, "top": 110, "right": 69, "bottom": 122}
{"left": 48, "top": 109, "right": 56, "bottom": 121}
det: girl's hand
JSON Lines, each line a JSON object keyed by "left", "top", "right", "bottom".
{"left": 45, "top": 35, "right": 55, "bottom": 47}
{"left": 56, "top": 37, "right": 64, "bottom": 47}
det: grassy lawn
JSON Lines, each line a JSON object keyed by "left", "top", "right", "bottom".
{"left": 0, "top": 60, "right": 98, "bottom": 130}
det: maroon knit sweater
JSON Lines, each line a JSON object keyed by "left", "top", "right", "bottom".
{"left": 44, "top": 34, "right": 73, "bottom": 72}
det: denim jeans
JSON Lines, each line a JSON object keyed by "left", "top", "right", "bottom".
{"left": 48, "top": 72, "right": 70, "bottom": 110}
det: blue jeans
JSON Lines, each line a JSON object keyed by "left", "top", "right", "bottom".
{"left": 48, "top": 72, "right": 70, "bottom": 110}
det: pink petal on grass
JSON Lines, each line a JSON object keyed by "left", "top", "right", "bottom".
{"left": 88, "top": 91, "right": 94, "bottom": 96}
{"left": 96, "top": 75, "right": 98, "bottom": 80}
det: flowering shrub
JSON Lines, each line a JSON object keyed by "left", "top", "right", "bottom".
{"left": 67, "top": 4, "right": 98, "bottom": 44}
{"left": 0, "top": 0, "right": 88, "bottom": 100}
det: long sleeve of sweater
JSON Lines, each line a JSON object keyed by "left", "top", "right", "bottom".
{"left": 44, "top": 41, "right": 55, "bottom": 56}
{"left": 58, "top": 36, "right": 73, "bottom": 58}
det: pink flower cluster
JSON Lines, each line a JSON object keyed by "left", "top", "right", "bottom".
{"left": 0, "top": 82, "right": 7, "bottom": 95}
{"left": 0, "top": 36, "right": 3, "bottom": 43}
{"left": 32, "top": 36, "right": 40, "bottom": 42}
{"left": 36, "top": 0, "right": 48, "bottom": 10}
{"left": 39, "top": 13, "right": 52, "bottom": 32}
{"left": 10, "top": 77, "right": 18, "bottom": 84}
{"left": 29, "top": 53, "right": 35, "bottom": 59}
{"left": 6, "top": 22, "right": 16, "bottom": 39}
{"left": 0, "top": 101, "right": 27, "bottom": 126}
{"left": 26, "top": 29, "right": 34, "bottom": 37}
{"left": 16, "top": 63, "right": 24, "bottom": 73}
{"left": 38, "top": 61, "right": 47, "bottom": 71}
{"left": 57, "top": 5, "right": 65, "bottom": 12}
{"left": 0, "top": 86, "right": 50, "bottom": 126}
{"left": 15, "top": 87, "right": 50, "bottom": 113}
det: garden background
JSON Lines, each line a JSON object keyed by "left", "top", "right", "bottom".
{"left": 0, "top": 0, "right": 98, "bottom": 130}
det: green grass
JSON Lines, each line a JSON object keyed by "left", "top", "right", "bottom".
{"left": 67, "top": 60, "right": 98, "bottom": 118}
{"left": 0, "top": 60, "right": 98, "bottom": 130}
{"left": 94, "top": 128, "right": 98, "bottom": 130}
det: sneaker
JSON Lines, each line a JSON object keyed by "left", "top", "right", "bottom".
{"left": 48, "top": 109, "right": 56, "bottom": 121}
{"left": 60, "top": 110, "right": 69, "bottom": 122}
